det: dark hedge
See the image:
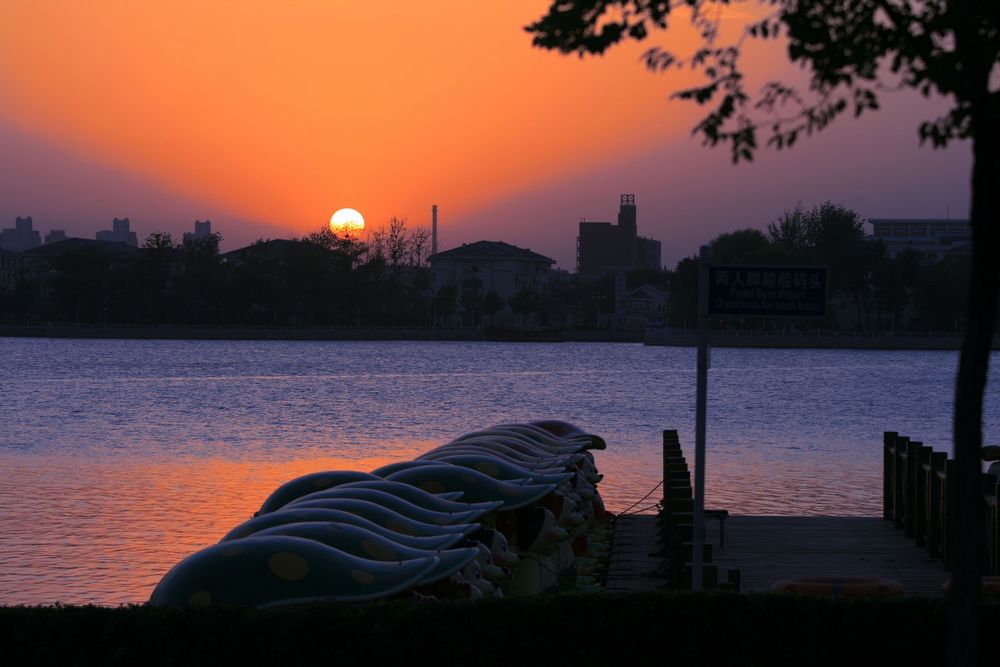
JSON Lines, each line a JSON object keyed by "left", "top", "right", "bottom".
{"left": 3, "top": 592, "right": 995, "bottom": 667}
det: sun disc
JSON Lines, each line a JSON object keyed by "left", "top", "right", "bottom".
{"left": 330, "top": 208, "right": 365, "bottom": 234}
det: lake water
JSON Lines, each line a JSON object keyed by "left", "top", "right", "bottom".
{"left": 1, "top": 338, "right": 997, "bottom": 605}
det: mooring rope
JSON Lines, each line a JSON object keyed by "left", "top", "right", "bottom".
{"left": 619, "top": 502, "right": 663, "bottom": 516}
{"left": 615, "top": 480, "right": 663, "bottom": 515}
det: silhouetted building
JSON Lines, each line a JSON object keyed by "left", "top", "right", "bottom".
{"left": 1, "top": 216, "right": 42, "bottom": 252}
{"left": 44, "top": 230, "right": 67, "bottom": 245}
{"left": 617, "top": 284, "right": 668, "bottom": 330}
{"left": 577, "top": 195, "right": 661, "bottom": 274}
{"left": 183, "top": 219, "right": 213, "bottom": 243}
{"left": 429, "top": 240, "right": 554, "bottom": 325}
{"left": 869, "top": 218, "right": 970, "bottom": 259}
{"left": 96, "top": 217, "right": 138, "bottom": 247}
{"left": 0, "top": 248, "right": 19, "bottom": 289}
{"left": 14, "top": 239, "right": 139, "bottom": 302}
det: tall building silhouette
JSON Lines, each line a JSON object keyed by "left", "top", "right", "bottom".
{"left": 183, "top": 219, "right": 212, "bottom": 242}
{"left": 0, "top": 216, "right": 42, "bottom": 252}
{"left": 576, "top": 195, "right": 661, "bottom": 274}
{"left": 44, "top": 229, "right": 67, "bottom": 245}
{"left": 96, "top": 218, "right": 138, "bottom": 247}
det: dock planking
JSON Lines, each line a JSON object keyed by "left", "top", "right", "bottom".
{"left": 605, "top": 514, "right": 666, "bottom": 592}
{"left": 606, "top": 514, "right": 947, "bottom": 596}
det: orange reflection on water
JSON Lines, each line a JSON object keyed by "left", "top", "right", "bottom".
{"left": 0, "top": 438, "right": 882, "bottom": 606}
{"left": 0, "top": 445, "right": 434, "bottom": 606}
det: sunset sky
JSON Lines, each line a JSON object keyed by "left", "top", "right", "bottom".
{"left": 0, "top": 1, "right": 971, "bottom": 268}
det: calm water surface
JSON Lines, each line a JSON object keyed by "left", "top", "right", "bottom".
{"left": 1, "top": 338, "right": 997, "bottom": 605}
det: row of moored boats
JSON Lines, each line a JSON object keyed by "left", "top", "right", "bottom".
{"left": 149, "top": 420, "right": 612, "bottom": 607}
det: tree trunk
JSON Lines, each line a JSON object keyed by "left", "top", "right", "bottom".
{"left": 948, "top": 84, "right": 1000, "bottom": 667}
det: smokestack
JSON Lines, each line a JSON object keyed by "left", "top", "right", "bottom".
{"left": 432, "top": 204, "right": 438, "bottom": 255}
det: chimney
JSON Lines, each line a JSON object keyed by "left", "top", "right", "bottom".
{"left": 432, "top": 204, "right": 438, "bottom": 255}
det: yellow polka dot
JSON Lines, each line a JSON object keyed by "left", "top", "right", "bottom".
{"left": 351, "top": 569, "right": 375, "bottom": 584}
{"left": 420, "top": 481, "right": 445, "bottom": 494}
{"left": 220, "top": 545, "right": 245, "bottom": 558}
{"left": 475, "top": 462, "right": 500, "bottom": 477}
{"left": 188, "top": 590, "right": 212, "bottom": 606}
{"left": 362, "top": 538, "right": 397, "bottom": 560}
{"left": 268, "top": 552, "right": 310, "bottom": 581}
{"left": 386, "top": 519, "right": 418, "bottom": 536}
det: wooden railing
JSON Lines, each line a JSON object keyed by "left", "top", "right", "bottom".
{"left": 657, "top": 430, "right": 738, "bottom": 590}
{"left": 883, "top": 431, "right": 1000, "bottom": 575}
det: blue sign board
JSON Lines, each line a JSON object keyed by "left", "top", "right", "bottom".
{"left": 707, "top": 265, "right": 827, "bottom": 317}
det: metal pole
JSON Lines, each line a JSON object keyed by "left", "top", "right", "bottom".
{"left": 431, "top": 204, "right": 438, "bottom": 256}
{"left": 693, "top": 245, "right": 710, "bottom": 591}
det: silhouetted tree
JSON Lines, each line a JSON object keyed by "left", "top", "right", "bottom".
{"left": 176, "top": 232, "right": 225, "bottom": 323}
{"left": 667, "top": 256, "right": 698, "bottom": 330}
{"left": 303, "top": 226, "right": 366, "bottom": 267}
{"left": 919, "top": 255, "right": 970, "bottom": 332}
{"left": 365, "top": 217, "right": 433, "bottom": 268}
{"left": 407, "top": 227, "right": 432, "bottom": 267}
{"left": 708, "top": 228, "right": 771, "bottom": 263}
{"left": 767, "top": 206, "right": 809, "bottom": 250}
{"left": 482, "top": 290, "right": 505, "bottom": 326}
{"left": 801, "top": 202, "right": 865, "bottom": 264}
{"left": 529, "top": 2, "right": 999, "bottom": 657}
{"left": 386, "top": 217, "right": 409, "bottom": 268}
{"left": 432, "top": 284, "right": 457, "bottom": 327}
{"left": 142, "top": 231, "right": 177, "bottom": 254}
{"left": 48, "top": 247, "right": 129, "bottom": 324}
{"left": 509, "top": 286, "right": 541, "bottom": 325}
{"left": 134, "top": 232, "right": 179, "bottom": 323}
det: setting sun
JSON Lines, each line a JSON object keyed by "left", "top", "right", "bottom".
{"left": 330, "top": 208, "right": 365, "bottom": 235}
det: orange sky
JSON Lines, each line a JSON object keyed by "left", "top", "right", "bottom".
{"left": 0, "top": 1, "right": 972, "bottom": 267}
{"left": 0, "top": 3, "right": 702, "bottom": 228}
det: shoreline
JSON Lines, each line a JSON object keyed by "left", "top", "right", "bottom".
{"left": 643, "top": 329, "right": 998, "bottom": 351}
{"left": 0, "top": 323, "right": 644, "bottom": 344}
{"left": 0, "top": 323, "right": 993, "bottom": 349}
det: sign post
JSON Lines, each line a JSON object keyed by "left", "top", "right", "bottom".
{"left": 691, "top": 260, "right": 827, "bottom": 592}
{"left": 692, "top": 246, "right": 710, "bottom": 591}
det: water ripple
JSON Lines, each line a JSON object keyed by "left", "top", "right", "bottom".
{"left": 0, "top": 339, "right": 996, "bottom": 605}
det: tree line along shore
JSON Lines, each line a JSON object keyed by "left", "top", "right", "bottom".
{"left": 0, "top": 204, "right": 985, "bottom": 336}
{"left": 2, "top": 323, "right": 992, "bottom": 352}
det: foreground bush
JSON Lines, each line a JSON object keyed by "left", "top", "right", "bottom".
{"left": 3, "top": 592, "right": 995, "bottom": 666}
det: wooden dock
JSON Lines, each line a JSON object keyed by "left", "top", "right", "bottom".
{"left": 606, "top": 514, "right": 948, "bottom": 596}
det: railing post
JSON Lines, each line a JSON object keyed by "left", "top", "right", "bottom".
{"left": 884, "top": 431, "right": 897, "bottom": 521}
{"left": 988, "top": 477, "right": 999, "bottom": 576}
{"left": 894, "top": 436, "right": 910, "bottom": 528}
{"left": 943, "top": 458, "right": 955, "bottom": 569}
{"left": 927, "top": 451, "right": 947, "bottom": 558}
{"left": 904, "top": 440, "right": 921, "bottom": 538}
{"left": 915, "top": 444, "right": 931, "bottom": 546}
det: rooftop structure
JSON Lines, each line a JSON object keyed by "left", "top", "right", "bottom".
{"left": 44, "top": 230, "right": 67, "bottom": 245}
{"left": 183, "top": 219, "right": 213, "bottom": 243}
{"left": 869, "top": 218, "right": 970, "bottom": 259}
{"left": 96, "top": 217, "right": 138, "bottom": 247}
{"left": 577, "top": 195, "right": 661, "bottom": 274}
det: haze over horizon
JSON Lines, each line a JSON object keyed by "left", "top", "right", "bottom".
{"left": 0, "top": 1, "right": 971, "bottom": 269}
